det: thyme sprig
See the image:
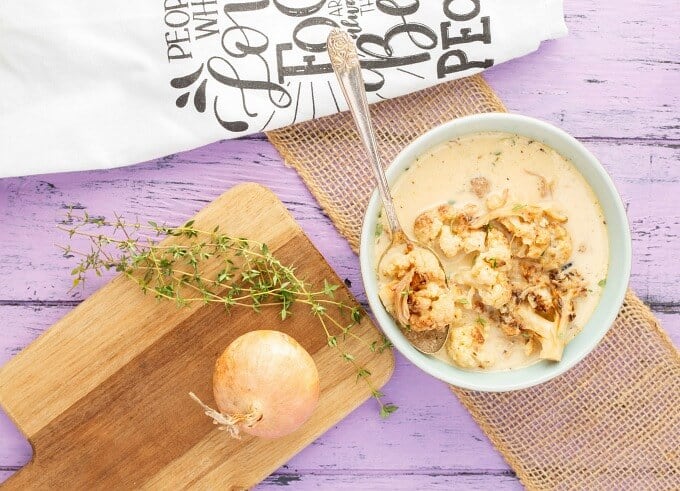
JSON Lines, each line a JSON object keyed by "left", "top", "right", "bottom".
{"left": 59, "top": 209, "right": 396, "bottom": 417}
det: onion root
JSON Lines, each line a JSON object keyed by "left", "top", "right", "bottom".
{"left": 189, "top": 392, "right": 262, "bottom": 439}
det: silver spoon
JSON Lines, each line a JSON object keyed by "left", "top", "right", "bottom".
{"left": 327, "top": 29, "right": 449, "bottom": 354}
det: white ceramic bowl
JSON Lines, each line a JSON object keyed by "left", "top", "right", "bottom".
{"left": 359, "top": 113, "right": 631, "bottom": 391}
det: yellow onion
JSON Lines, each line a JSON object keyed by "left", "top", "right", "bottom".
{"left": 191, "top": 330, "right": 319, "bottom": 439}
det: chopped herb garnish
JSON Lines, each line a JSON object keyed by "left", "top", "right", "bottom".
{"left": 598, "top": 278, "right": 607, "bottom": 288}
{"left": 375, "top": 222, "right": 383, "bottom": 237}
{"left": 447, "top": 199, "right": 456, "bottom": 205}
{"left": 512, "top": 203, "right": 526, "bottom": 212}
{"left": 476, "top": 316, "right": 487, "bottom": 326}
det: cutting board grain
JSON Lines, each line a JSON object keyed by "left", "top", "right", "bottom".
{"left": 0, "top": 183, "right": 394, "bottom": 489}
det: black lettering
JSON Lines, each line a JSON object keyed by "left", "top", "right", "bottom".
{"left": 376, "top": 0, "right": 419, "bottom": 16}
{"left": 342, "top": 3, "right": 361, "bottom": 38}
{"left": 292, "top": 17, "right": 339, "bottom": 53}
{"left": 277, "top": 42, "right": 430, "bottom": 89}
{"left": 213, "top": 97, "right": 250, "bottom": 132}
{"left": 194, "top": 19, "right": 219, "bottom": 40}
{"left": 443, "top": 0, "right": 480, "bottom": 21}
{"left": 166, "top": 28, "right": 191, "bottom": 45}
{"left": 192, "top": 0, "right": 217, "bottom": 15}
{"left": 277, "top": 43, "right": 326, "bottom": 82}
{"left": 341, "top": 18, "right": 362, "bottom": 39}
{"left": 166, "top": 29, "right": 192, "bottom": 61}
{"left": 440, "top": 16, "right": 490, "bottom": 49}
{"left": 165, "top": 9, "right": 191, "bottom": 28}
{"left": 164, "top": 0, "right": 189, "bottom": 11}
{"left": 437, "top": 49, "right": 492, "bottom": 78}
{"left": 327, "top": 0, "right": 342, "bottom": 13}
{"left": 357, "top": 22, "right": 437, "bottom": 58}
{"left": 222, "top": 26, "right": 269, "bottom": 57}
{"left": 192, "top": 0, "right": 219, "bottom": 39}
{"left": 224, "top": 0, "right": 269, "bottom": 12}
{"left": 273, "top": 0, "right": 324, "bottom": 17}
{"left": 208, "top": 56, "right": 292, "bottom": 108}
{"left": 170, "top": 64, "right": 203, "bottom": 88}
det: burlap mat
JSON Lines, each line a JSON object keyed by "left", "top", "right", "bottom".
{"left": 266, "top": 75, "right": 680, "bottom": 490}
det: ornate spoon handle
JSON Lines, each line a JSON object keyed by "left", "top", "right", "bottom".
{"left": 327, "top": 28, "right": 401, "bottom": 235}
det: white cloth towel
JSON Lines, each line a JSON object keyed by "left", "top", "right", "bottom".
{"left": 0, "top": 0, "right": 567, "bottom": 177}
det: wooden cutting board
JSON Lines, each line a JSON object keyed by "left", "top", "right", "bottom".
{"left": 0, "top": 183, "right": 394, "bottom": 489}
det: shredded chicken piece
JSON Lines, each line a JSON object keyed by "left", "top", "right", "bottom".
{"left": 486, "top": 189, "right": 509, "bottom": 210}
{"left": 524, "top": 169, "right": 554, "bottom": 198}
{"left": 471, "top": 204, "right": 567, "bottom": 229}
{"left": 392, "top": 269, "right": 415, "bottom": 327}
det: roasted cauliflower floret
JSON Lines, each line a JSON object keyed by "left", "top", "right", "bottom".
{"left": 540, "top": 222, "right": 572, "bottom": 270}
{"left": 478, "top": 281, "right": 513, "bottom": 310}
{"left": 510, "top": 267, "right": 588, "bottom": 361}
{"left": 414, "top": 204, "right": 486, "bottom": 257}
{"left": 438, "top": 225, "right": 486, "bottom": 258}
{"left": 515, "top": 303, "right": 565, "bottom": 361}
{"left": 407, "top": 282, "right": 461, "bottom": 331}
{"left": 482, "top": 228, "right": 512, "bottom": 270}
{"left": 379, "top": 242, "right": 444, "bottom": 284}
{"left": 454, "top": 260, "right": 511, "bottom": 310}
{"left": 500, "top": 214, "right": 551, "bottom": 259}
{"left": 446, "top": 321, "right": 491, "bottom": 369}
{"left": 462, "top": 230, "right": 486, "bottom": 254}
{"left": 377, "top": 241, "right": 457, "bottom": 332}
{"left": 413, "top": 211, "right": 442, "bottom": 243}
{"left": 454, "top": 229, "right": 513, "bottom": 309}
{"left": 551, "top": 269, "right": 588, "bottom": 333}
{"left": 472, "top": 205, "right": 572, "bottom": 269}
{"left": 438, "top": 224, "right": 462, "bottom": 257}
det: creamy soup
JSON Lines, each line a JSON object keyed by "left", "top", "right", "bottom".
{"left": 374, "top": 132, "right": 609, "bottom": 371}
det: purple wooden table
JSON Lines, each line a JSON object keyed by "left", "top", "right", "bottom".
{"left": 1, "top": 2, "right": 678, "bottom": 488}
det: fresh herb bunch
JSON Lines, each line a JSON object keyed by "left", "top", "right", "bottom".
{"left": 59, "top": 209, "right": 397, "bottom": 418}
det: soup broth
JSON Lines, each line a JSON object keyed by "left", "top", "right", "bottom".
{"left": 374, "top": 132, "right": 609, "bottom": 371}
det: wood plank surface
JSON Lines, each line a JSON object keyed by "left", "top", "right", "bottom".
{"left": 0, "top": 184, "right": 393, "bottom": 489}
{"left": 1, "top": 0, "right": 678, "bottom": 488}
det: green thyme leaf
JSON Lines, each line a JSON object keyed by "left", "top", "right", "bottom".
{"left": 380, "top": 403, "right": 398, "bottom": 419}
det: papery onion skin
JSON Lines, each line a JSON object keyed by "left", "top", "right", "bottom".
{"left": 213, "top": 330, "right": 320, "bottom": 439}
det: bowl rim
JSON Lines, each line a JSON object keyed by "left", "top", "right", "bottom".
{"left": 359, "top": 112, "right": 632, "bottom": 391}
